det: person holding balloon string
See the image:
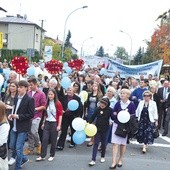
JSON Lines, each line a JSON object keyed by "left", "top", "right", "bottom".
{"left": 110, "top": 88, "right": 136, "bottom": 169}
{"left": 84, "top": 82, "right": 103, "bottom": 147}
{"left": 36, "top": 88, "right": 63, "bottom": 162}
{"left": 98, "top": 86, "right": 117, "bottom": 151}
{"left": 73, "top": 81, "right": 88, "bottom": 118}
{"left": 56, "top": 87, "right": 83, "bottom": 150}
{"left": 88, "top": 97, "right": 113, "bottom": 166}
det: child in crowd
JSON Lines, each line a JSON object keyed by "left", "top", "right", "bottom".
{"left": 88, "top": 97, "right": 112, "bottom": 166}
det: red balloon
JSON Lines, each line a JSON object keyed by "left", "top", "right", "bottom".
{"left": 45, "top": 59, "right": 63, "bottom": 74}
{"left": 11, "top": 56, "right": 29, "bottom": 75}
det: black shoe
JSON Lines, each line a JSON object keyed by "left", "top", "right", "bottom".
{"left": 109, "top": 165, "right": 117, "bottom": 169}
{"left": 69, "top": 144, "right": 75, "bottom": 148}
{"left": 56, "top": 146, "right": 63, "bottom": 150}
{"left": 21, "top": 159, "right": 29, "bottom": 167}
{"left": 117, "top": 164, "right": 122, "bottom": 167}
{"left": 162, "top": 132, "right": 167, "bottom": 136}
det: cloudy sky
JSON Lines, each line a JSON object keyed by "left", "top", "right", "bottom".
{"left": 0, "top": 0, "right": 170, "bottom": 57}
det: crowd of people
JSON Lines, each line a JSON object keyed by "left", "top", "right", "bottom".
{"left": 0, "top": 60, "right": 170, "bottom": 170}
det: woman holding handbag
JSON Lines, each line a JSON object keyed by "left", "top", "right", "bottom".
{"left": 110, "top": 89, "right": 136, "bottom": 169}
{"left": 0, "top": 101, "right": 10, "bottom": 170}
{"left": 36, "top": 88, "right": 63, "bottom": 162}
{"left": 136, "top": 90, "right": 158, "bottom": 153}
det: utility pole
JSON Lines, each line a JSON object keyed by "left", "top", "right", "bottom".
{"left": 39, "top": 19, "right": 45, "bottom": 59}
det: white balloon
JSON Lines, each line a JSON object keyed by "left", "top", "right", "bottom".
{"left": 72, "top": 117, "right": 86, "bottom": 131}
{"left": 34, "top": 67, "right": 43, "bottom": 77}
{"left": 117, "top": 110, "right": 130, "bottom": 123}
{"left": 0, "top": 74, "right": 4, "bottom": 87}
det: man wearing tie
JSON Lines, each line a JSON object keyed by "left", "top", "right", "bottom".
{"left": 8, "top": 80, "right": 34, "bottom": 170}
{"left": 157, "top": 80, "right": 170, "bottom": 129}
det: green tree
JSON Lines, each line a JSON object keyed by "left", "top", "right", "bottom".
{"left": 133, "top": 47, "right": 143, "bottom": 65}
{"left": 64, "top": 47, "right": 72, "bottom": 61}
{"left": 114, "top": 47, "right": 128, "bottom": 60}
{"left": 65, "top": 30, "right": 72, "bottom": 48}
{"left": 71, "top": 54, "right": 78, "bottom": 59}
{"left": 53, "top": 44, "right": 61, "bottom": 60}
{"left": 96, "top": 46, "right": 104, "bottom": 57}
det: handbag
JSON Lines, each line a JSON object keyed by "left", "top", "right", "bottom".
{"left": 0, "top": 122, "right": 8, "bottom": 159}
{"left": 0, "top": 143, "right": 7, "bottom": 160}
{"left": 127, "top": 116, "right": 138, "bottom": 138}
{"left": 115, "top": 123, "right": 128, "bottom": 138}
{"left": 153, "top": 127, "right": 159, "bottom": 138}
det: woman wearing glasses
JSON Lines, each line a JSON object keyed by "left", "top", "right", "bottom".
{"left": 136, "top": 90, "right": 158, "bottom": 153}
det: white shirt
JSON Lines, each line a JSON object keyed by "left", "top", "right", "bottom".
{"left": 46, "top": 101, "right": 56, "bottom": 122}
{"left": 13, "top": 96, "right": 23, "bottom": 131}
{"left": 0, "top": 123, "right": 10, "bottom": 146}
{"left": 120, "top": 100, "right": 131, "bottom": 110}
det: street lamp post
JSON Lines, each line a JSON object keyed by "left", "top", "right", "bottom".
{"left": 61, "top": 6, "right": 88, "bottom": 59}
{"left": 80, "top": 37, "right": 93, "bottom": 58}
{"left": 0, "top": 7, "right": 7, "bottom": 13}
{"left": 120, "top": 30, "right": 132, "bottom": 64}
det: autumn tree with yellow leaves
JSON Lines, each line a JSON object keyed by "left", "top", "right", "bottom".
{"left": 148, "top": 10, "right": 170, "bottom": 64}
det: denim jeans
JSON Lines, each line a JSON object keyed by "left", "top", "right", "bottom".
{"left": 9, "top": 130, "right": 28, "bottom": 170}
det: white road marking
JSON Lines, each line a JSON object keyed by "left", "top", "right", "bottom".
{"left": 65, "top": 133, "right": 170, "bottom": 148}
{"left": 130, "top": 140, "right": 170, "bottom": 148}
{"left": 129, "top": 133, "right": 170, "bottom": 148}
{"left": 159, "top": 134, "right": 170, "bottom": 143}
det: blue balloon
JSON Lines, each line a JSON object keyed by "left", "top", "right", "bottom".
{"left": 68, "top": 99, "right": 79, "bottom": 111}
{"left": 100, "top": 68, "right": 106, "bottom": 75}
{"left": 62, "top": 73, "right": 68, "bottom": 78}
{"left": 40, "top": 63, "right": 45, "bottom": 69}
{"left": 65, "top": 67, "right": 72, "bottom": 74}
{"left": 3, "top": 68, "right": 10, "bottom": 80}
{"left": 61, "top": 77, "right": 71, "bottom": 89}
{"left": 27, "top": 67, "right": 35, "bottom": 76}
{"left": 63, "top": 62, "right": 68, "bottom": 67}
{"left": 73, "top": 131, "right": 86, "bottom": 145}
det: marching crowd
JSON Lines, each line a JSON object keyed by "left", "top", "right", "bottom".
{"left": 0, "top": 61, "right": 170, "bottom": 170}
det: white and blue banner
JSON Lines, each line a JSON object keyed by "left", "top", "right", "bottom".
{"left": 106, "top": 59, "right": 163, "bottom": 79}
{"left": 44, "top": 46, "right": 52, "bottom": 62}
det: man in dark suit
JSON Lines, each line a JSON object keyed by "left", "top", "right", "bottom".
{"left": 56, "top": 87, "right": 83, "bottom": 150}
{"left": 162, "top": 92, "right": 170, "bottom": 136}
{"left": 8, "top": 80, "right": 34, "bottom": 170}
{"left": 157, "top": 80, "right": 170, "bottom": 129}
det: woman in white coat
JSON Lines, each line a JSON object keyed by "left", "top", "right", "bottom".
{"left": 0, "top": 101, "right": 10, "bottom": 170}
{"left": 136, "top": 90, "right": 158, "bottom": 153}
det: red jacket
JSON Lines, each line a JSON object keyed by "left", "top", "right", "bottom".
{"left": 55, "top": 100, "right": 63, "bottom": 123}
{"left": 45, "top": 100, "right": 63, "bottom": 123}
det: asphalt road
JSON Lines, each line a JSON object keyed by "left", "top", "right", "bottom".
{"left": 9, "top": 130, "right": 170, "bottom": 170}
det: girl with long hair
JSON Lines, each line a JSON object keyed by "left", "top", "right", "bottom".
{"left": 0, "top": 101, "right": 10, "bottom": 170}
{"left": 85, "top": 82, "right": 103, "bottom": 146}
{"left": 36, "top": 88, "right": 63, "bottom": 162}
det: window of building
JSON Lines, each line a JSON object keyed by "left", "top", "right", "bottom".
{"left": 36, "top": 34, "right": 38, "bottom": 42}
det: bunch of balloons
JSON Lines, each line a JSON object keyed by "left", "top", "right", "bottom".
{"left": 11, "top": 56, "right": 29, "bottom": 75}
{"left": 45, "top": 59, "right": 63, "bottom": 74}
{"left": 72, "top": 117, "right": 97, "bottom": 145}
{"left": 68, "top": 59, "right": 84, "bottom": 71}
